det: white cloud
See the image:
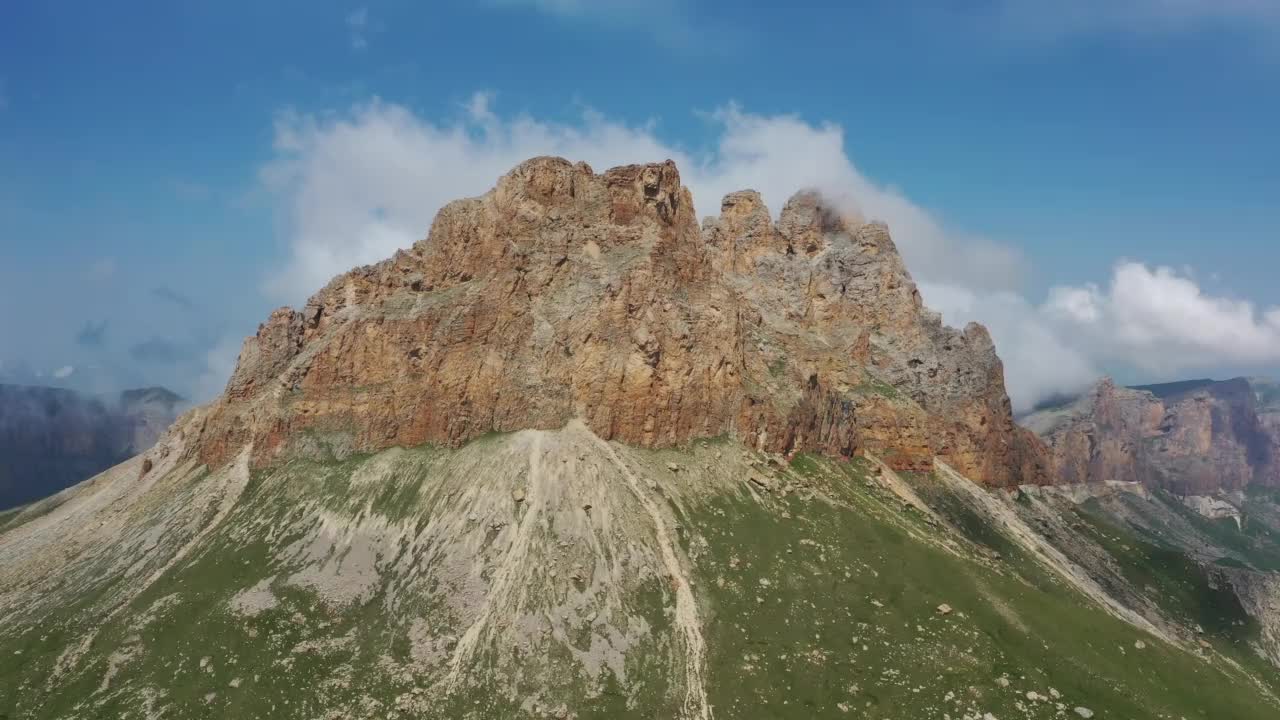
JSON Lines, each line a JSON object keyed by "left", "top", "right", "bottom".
{"left": 1046, "top": 261, "right": 1280, "bottom": 371}
{"left": 52, "top": 365, "right": 75, "bottom": 380}
{"left": 257, "top": 94, "right": 1279, "bottom": 413}
{"left": 997, "top": 0, "right": 1280, "bottom": 38}
{"left": 693, "top": 106, "right": 1026, "bottom": 292}
{"left": 486, "top": 0, "right": 707, "bottom": 49}
{"left": 346, "top": 7, "right": 369, "bottom": 50}
{"left": 192, "top": 335, "right": 244, "bottom": 403}
{"left": 926, "top": 261, "right": 1280, "bottom": 411}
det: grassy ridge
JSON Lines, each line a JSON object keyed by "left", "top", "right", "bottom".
{"left": 2, "top": 443, "right": 1279, "bottom": 718}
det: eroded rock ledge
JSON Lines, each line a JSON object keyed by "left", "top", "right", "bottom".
{"left": 193, "top": 157, "right": 1049, "bottom": 486}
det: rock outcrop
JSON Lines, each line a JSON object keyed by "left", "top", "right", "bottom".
{"left": 1252, "top": 377, "right": 1280, "bottom": 448}
{"left": 1023, "top": 377, "right": 1280, "bottom": 494}
{"left": 193, "top": 157, "right": 1047, "bottom": 486}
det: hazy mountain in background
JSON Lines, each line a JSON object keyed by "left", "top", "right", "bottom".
{"left": 1022, "top": 376, "right": 1280, "bottom": 495}
{"left": 0, "top": 384, "right": 181, "bottom": 510}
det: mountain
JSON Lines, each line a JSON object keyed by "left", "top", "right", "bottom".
{"left": 196, "top": 157, "right": 1047, "bottom": 486}
{"left": 3, "top": 159, "right": 1280, "bottom": 719}
{"left": 0, "top": 384, "right": 181, "bottom": 511}
{"left": 1021, "top": 377, "right": 1280, "bottom": 494}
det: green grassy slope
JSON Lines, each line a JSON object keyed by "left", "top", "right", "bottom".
{"left": 1, "top": 437, "right": 1278, "bottom": 719}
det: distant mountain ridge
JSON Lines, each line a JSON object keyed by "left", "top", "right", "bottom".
{"left": 1021, "top": 376, "right": 1280, "bottom": 494}
{"left": 0, "top": 383, "right": 181, "bottom": 510}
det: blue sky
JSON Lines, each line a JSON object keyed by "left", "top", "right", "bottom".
{"left": 1, "top": 1, "right": 1278, "bottom": 408}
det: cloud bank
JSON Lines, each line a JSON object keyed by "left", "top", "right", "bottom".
{"left": 260, "top": 94, "right": 1278, "bottom": 412}
{"left": 1047, "top": 262, "right": 1280, "bottom": 371}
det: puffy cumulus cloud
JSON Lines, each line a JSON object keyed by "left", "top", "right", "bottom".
{"left": 1046, "top": 262, "right": 1280, "bottom": 372}
{"left": 928, "top": 261, "right": 1280, "bottom": 412}
{"left": 694, "top": 107, "right": 1026, "bottom": 293}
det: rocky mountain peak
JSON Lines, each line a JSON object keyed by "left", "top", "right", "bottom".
{"left": 192, "top": 158, "right": 1048, "bottom": 486}
{"left": 776, "top": 189, "right": 852, "bottom": 256}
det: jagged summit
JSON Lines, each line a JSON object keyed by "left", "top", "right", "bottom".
{"left": 188, "top": 156, "right": 1047, "bottom": 485}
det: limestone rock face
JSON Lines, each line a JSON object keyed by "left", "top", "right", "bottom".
{"left": 1024, "top": 377, "right": 1280, "bottom": 493}
{"left": 1022, "top": 379, "right": 1164, "bottom": 487}
{"left": 194, "top": 157, "right": 1047, "bottom": 486}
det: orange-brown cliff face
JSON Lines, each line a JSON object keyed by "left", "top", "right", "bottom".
{"left": 1022, "top": 379, "right": 1166, "bottom": 487}
{"left": 1023, "top": 377, "right": 1280, "bottom": 494}
{"left": 191, "top": 157, "right": 1049, "bottom": 486}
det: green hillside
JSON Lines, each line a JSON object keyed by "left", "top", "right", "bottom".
{"left": 2, "top": 426, "right": 1278, "bottom": 719}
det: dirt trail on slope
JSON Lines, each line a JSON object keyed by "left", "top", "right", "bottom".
{"left": 589, "top": 429, "right": 712, "bottom": 720}
{"left": 445, "top": 432, "right": 551, "bottom": 687}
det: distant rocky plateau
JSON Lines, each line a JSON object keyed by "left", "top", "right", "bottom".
{"left": 1022, "top": 376, "right": 1280, "bottom": 495}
